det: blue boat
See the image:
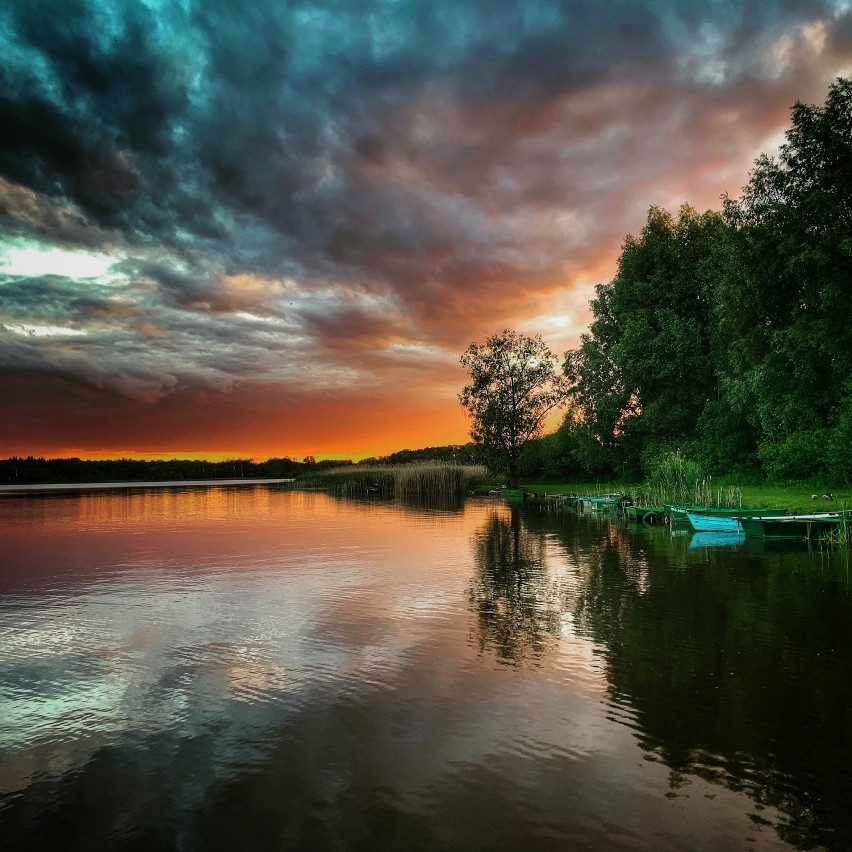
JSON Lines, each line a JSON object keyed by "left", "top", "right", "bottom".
{"left": 685, "top": 511, "right": 741, "bottom": 532}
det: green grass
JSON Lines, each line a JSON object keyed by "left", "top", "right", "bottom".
{"left": 736, "top": 485, "right": 850, "bottom": 513}
{"left": 520, "top": 480, "right": 850, "bottom": 512}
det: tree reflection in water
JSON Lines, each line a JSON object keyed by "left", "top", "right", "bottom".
{"left": 468, "top": 507, "right": 563, "bottom": 665}
{"left": 520, "top": 507, "right": 852, "bottom": 850}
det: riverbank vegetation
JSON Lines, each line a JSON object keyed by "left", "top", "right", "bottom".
{"left": 302, "top": 463, "right": 487, "bottom": 497}
{"left": 559, "top": 77, "right": 851, "bottom": 488}
{"left": 476, "top": 79, "right": 849, "bottom": 491}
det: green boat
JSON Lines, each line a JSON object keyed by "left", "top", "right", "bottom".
{"left": 740, "top": 513, "right": 848, "bottom": 539}
{"left": 623, "top": 505, "right": 665, "bottom": 520}
{"left": 664, "top": 504, "right": 694, "bottom": 522}
{"left": 578, "top": 494, "right": 622, "bottom": 511}
{"left": 690, "top": 507, "right": 789, "bottom": 517}
{"left": 501, "top": 487, "right": 526, "bottom": 502}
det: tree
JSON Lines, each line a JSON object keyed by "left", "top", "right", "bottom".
{"left": 459, "top": 330, "right": 571, "bottom": 486}
{"left": 719, "top": 77, "right": 852, "bottom": 480}
{"left": 564, "top": 204, "right": 726, "bottom": 475}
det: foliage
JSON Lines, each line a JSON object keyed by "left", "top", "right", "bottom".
{"left": 757, "top": 430, "right": 830, "bottom": 482}
{"left": 564, "top": 204, "right": 726, "bottom": 475}
{"left": 459, "top": 330, "right": 572, "bottom": 486}
{"left": 827, "top": 386, "right": 852, "bottom": 487}
{"left": 373, "top": 443, "right": 481, "bottom": 466}
{"left": 717, "top": 77, "right": 852, "bottom": 477}
{"left": 564, "top": 78, "right": 852, "bottom": 484}
{"left": 517, "top": 413, "right": 585, "bottom": 481}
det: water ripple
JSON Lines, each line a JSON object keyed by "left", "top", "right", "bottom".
{"left": 1, "top": 489, "right": 850, "bottom": 849}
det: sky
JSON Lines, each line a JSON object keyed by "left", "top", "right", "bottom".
{"left": 1, "top": 1, "right": 850, "bottom": 461}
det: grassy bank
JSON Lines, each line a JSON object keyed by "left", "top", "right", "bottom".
{"left": 521, "top": 481, "right": 849, "bottom": 513}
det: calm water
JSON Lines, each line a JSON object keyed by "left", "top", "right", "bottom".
{"left": 1, "top": 485, "right": 851, "bottom": 851}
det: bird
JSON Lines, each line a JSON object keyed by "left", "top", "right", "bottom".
{"left": 811, "top": 494, "right": 818, "bottom": 500}
{"left": 823, "top": 493, "right": 834, "bottom": 501}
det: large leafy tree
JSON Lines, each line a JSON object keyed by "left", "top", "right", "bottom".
{"left": 719, "top": 77, "right": 852, "bottom": 480}
{"left": 459, "top": 330, "right": 571, "bottom": 486}
{"left": 565, "top": 204, "right": 726, "bottom": 474}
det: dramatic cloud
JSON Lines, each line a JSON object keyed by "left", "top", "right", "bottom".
{"left": 1, "top": 0, "right": 850, "bottom": 456}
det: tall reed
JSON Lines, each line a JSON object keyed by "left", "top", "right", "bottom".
{"left": 304, "top": 462, "right": 487, "bottom": 498}
{"left": 637, "top": 452, "right": 742, "bottom": 508}
{"left": 818, "top": 504, "right": 851, "bottom": 548}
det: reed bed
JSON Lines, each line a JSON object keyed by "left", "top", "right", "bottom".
{"left": 637, "top": 453, "right": 743, "bottom": 508}
{"left": 303, "top": 462, "right": 488, "bottom": 498}
{"left": 818, "top": 504, "right": 851, "bottom": 548}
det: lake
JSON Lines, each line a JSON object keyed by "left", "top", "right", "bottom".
{"left": 1, "top": 484, "right": 850, "bottom": 850}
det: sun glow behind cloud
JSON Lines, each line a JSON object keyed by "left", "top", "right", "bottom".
{"left": 0, "top": 0, "right": 850, "bottom": 458}
{"left": 1, "top": 243, "right": 117, "bottom": 280}
{"left": 4, "top": 323, "right": 88, "bottom": 337}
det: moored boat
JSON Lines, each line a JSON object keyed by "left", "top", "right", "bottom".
{"left": 684, "top": 507, "right": 790, "bottom": 532}
{"left": 623, "top": 505, "right": 665, "bottom": 520}
{"left": 578, "top": 494, "right": 622, "bottom": 511}
{"left": 685, "top": 511, "right": 742, "bottom": 532}
{"left": 740, "top": 513, "right": 848, "bottom": 539}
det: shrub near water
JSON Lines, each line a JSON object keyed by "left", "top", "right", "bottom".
{"left": 640, "top": 452, "right": 742, "bottom": 507}
{"left": 305, "top": 463, "right": 487, "bottom": 497}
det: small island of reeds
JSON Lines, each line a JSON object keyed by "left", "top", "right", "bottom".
{"left": 301, "top": 462, "right": 488, "bottom": 498}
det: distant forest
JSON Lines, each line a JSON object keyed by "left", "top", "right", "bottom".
{"left": 0, "top": 456, "right": 321, "bottom": 485}
{"left": 0, "top": 445, "right": 484, "bottom": 485}
{"left": 533, "top": 76, "right": 851, "bottom": 487}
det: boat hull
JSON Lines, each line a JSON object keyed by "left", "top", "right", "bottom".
{"left": 740, "top": 514, "right": 844, "bottom": 539}
{"left": 579, "top": 495, "right": 622, "bottom": 511}
{"left": 623, "top": 505, "right": 665, "bottom": 520}
{"left": 675, "top": 506, "right": 790, "bottom": 530}
{"left": 685, "top": 511, "right": 742, "bottom": 532}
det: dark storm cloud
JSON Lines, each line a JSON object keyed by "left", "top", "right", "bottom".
{"left": 1, "top": 0, "right": 850, "bottom": 404}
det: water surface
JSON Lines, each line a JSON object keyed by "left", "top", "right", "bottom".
{"left": 1, "top": 485, "right": 850, "bottom": 850}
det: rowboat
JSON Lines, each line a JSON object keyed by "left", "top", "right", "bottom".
{"left": 578, "top": 494, "right": 622, "bottom": 511}
{"left": 681, "top": 507, "right": 789, "bottom": 532}
{"left": 740, "top": 513, "right": 849, "bottom": 539}
{"left": 623, "top": 505, "right": 665, "bottom": 521}
{"left": 685, "top": 511, "right": 742, "bottom": 532}
{"left": 665, "top": 504, "right": 699, "bottom": 523}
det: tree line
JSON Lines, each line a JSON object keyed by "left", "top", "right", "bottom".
{"left": 516, "top": 77, "right": 851, "bottom": 485}
{"left": 0, "top": 449, "right": 484, "bottom": 485}
{"left": 0, "top": 456, "right": 346, "bottom": 485}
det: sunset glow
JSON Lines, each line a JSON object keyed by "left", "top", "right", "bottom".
{"left": 1, "top": 2, "right": 850, "bottom": 459}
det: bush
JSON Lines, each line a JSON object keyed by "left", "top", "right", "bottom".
{"left": 827, "top": 400, "right": 852, "bottom": 487}
{"left": 757, "top": 430, "right": 829, "bottom": 481}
